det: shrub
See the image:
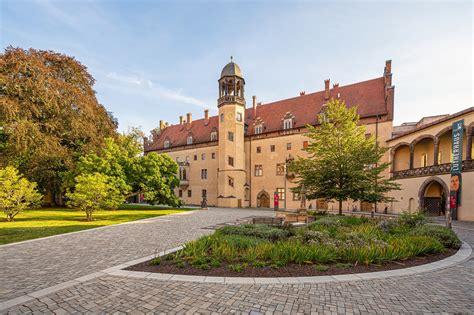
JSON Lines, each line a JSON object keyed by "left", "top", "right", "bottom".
{"left": 229, "top": 264, "right": 244, "bottom": 273}
{"left": 412, "top": 225, "right": 462, "bottom": 249}
{"left": 397, "top": 210, "right": 427, "bottom": 228}
{"left": 218, "top": 224, "right": 292, "bottom": 241}
{"left": 315, "top": 264, "right": 329, "bottom": 272}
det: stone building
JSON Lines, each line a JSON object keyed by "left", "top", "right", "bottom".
{"left": 144, "top": 59, "right": 395, "bottom": 211}
{"left": 388, "top": 108, "right": 474, "bottom": 221}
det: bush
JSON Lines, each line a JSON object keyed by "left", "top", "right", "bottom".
{"left": 412, "top": 225, "right": 462, "bottom": 249}
{"left": 218, "top": 224, "right": 292, "bottom": 241}
{"left": 397, "top": 210, "right": 427, "bottom": 228}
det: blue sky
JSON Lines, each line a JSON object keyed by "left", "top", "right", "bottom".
{"left": 1, "top": 0, "right": 472, "bottom": 134}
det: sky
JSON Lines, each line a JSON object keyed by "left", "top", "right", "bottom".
{"left": 1, "top": 0, "right": 473, "bottom": 134}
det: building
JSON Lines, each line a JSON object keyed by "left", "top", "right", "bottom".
{"left": 388, "top": 108, "right": 474, "bottom": 221}
{"left": 144, "top": 59, "right": 395, "bottom": 210}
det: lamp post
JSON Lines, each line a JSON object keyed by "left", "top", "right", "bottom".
{"left": 284, "top": 154, "right": 294, "bottom": 210}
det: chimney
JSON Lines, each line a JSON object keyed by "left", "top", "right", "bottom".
{"left": 159, "top": 120, "right": 167, "bottom": 130}
{"left": 179, "top": 116, "right": 184, "bottom": 125}
{"left": 332, "top": 83, "right": 340, "bottom": 99}
{"left": 186, "top": 112, "right": 192, "bottom": 124}
{"left": 299, "top": 91, "right": 306, "bottom": 96}
{"left": 252, "top": 96, "right": 257, "bottom": 117}
{"left": 204, "top": 109, "right": 209, "bottom": 120}
{"left": 384, "top": 60, "right": 392, "bottom": 87}
{"left": 324, "top": 79, "right": 330, "bottom": 100}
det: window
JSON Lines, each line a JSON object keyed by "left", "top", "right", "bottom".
{"left": 256, "top": 146, "right": 261, "bottom": 153}
{"left": 276, "top": 163, "right": 285, "bottom": 176}
{"left": 438, "top": 151, "right": 443, "bottom": 164}
{"left": 187, "top": 190, "right": 192, "bottom": 197}
{"left": 201, "top": 153, "right": 205, "bottom": 160}
{"left": 236, "top": 112, "right": 243, "bottom": 122}
{"left": 421, "top": 153, "right": 428, "bottom": 167}
{"left": 293, "top": 192, "right": 301, "bottom": 201}
{"left": 270, "top": 145, "right": 275, "bottom": 152}
{"left": 186, "top": 156, "right": 190, "bottom": 162}
{"left": 228, "top": 156, "right": 234, "bottom": 167}
{"left": 255, "top": 125, "right": 263, "bottom": 135}
{"left": 228, "top": 131, "right": 234, "bottom": 142}
{"left": 179, "top": 168, "right": 187, "bottom": 180}
{"left": 283, "top": 118, "right": 293, "bottom": 130}
{"left": 228, "top": 176, "right": 234, "bottom": 187}
{"left": 211, "top": 132, "right": 217, "bottom": 141}
{"left": 276, "top": 188, "right": 285, "bottom": 201}
{"left": 164, "top": 140, "right": 170, "bottom": 148}
{"left": 201, "top": 169, "right": 208, "bottom": 179}
{"left": 365, "top": 133, "right": 372, "bottom": 140}
{"left": 287, "top": 143, "right": 292, "bottom": 150}
{"left": 194, "top": 155, "right": 198, "bottom": 161}
{"left": 187, "top": 136, "right": 193, "bottom": 145}
{"left": 220, "top": 113, "right": 224, "bottom": 122}
{"left": 303, "top": 141, "right": 309, "bottom": 149}
{"left": 254, "top": 165, "right": 263, "bottom": 177}
{"left": 179, "top": 190, "right": 183, "bottom": 197}
{"left": 202, "top": 189, "right": 207, "bottom": 198}
{"left": 212, "top": 152, "right": 216, "bottom": 159}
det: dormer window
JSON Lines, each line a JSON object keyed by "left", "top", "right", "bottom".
{"left": 255, "top": 124, "right": 263, "bottom": 135}
{"left": 283, "top": 118, "right": 293, "bottom": 130}
{"left": 187, "top": 136, "right": 193, "bottom": 145}
{"left": 211, "top": 131, "right": 217, "bottom": 141}
{"left": 164, "top": 140, "right": 170, "bottom": 148}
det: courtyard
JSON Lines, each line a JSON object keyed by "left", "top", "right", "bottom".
{"left": 0, "top": 208, "right": 472, "bottom": 314}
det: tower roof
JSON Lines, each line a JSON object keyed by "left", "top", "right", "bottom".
{"left": 220, "top": 57, "right": 243, "bottom": 78}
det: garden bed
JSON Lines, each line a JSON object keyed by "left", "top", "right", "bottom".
{"left": 126, "top": 213, "right": 462, "bottom": 278}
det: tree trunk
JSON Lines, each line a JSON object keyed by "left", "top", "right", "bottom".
{"left": 338, "top": 200, "right": 342, "bottom": 215}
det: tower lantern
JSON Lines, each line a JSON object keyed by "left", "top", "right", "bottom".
{"left": 218, "top": 56, "right": 245, "bottom": 107}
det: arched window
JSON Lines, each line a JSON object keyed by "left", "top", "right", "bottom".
{"left": 187, "top": 136, "right": 193, "bottom": 145}
{"left": 255, "top": 124, "right": 263, "bottom": 135}
{"left": 283, "top": 118, "right": 293, "bottom": 130}
{"left": 164, "top": 140, "right": 170, "bottom": 148}
{"left": 211, "top": 131, "right": 217, "bottom": 141}
{"left": 420, "top": 153, "right": 428, "bottom": 167}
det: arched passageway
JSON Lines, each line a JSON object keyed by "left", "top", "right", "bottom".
{"left": 256, "top": 190, "right": 270, "bottom": 208}
{"left": 419, "top": 178, "right": 447, "bottom": 216}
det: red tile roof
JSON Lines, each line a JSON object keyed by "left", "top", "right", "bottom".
{"left": 146, "top": 76, "right": 389, "bottom": 152}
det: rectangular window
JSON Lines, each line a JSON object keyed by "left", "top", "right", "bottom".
{"left": 276, "top": 163, "right": 285, "bottom": 176}
{"left": 194, "top": 155, "right": 197, "bottom": 161}
{"left": 202, "top": 189, "right": 207, "bottom": 198}
{"left": 293, "top": 192, "right": 300, "bottom": 201}
{"left": 228, "top": 176, "right": 234, "bottom": 187}
{"left": 186, "top": 156, "right": 190, "bottom": 162}
{"left": 303, "top": 141, "right": 309, "bottom": 149}
{"left": 256, "top": 146, "right": 261, "bottom": 153}
{"left": 255, "top": 125, "right": 263, "bottom": 134}
{"left": 236, "top": 112, "right": 243, "bottom": 122}
{"left": 270, "top": 145, "right": 275, "bottom": 152}
{"left": 187, "top": 190, "right": 192, "bottom": 197}
{"left": 277, "top": 188, "right": 285, "bottom": 201}
{"left": 211, "top": 132, "right": 217, "bottom": 141}
{"left": 212, "top": 152, "right": 216, "bottom": 159}
{"left": 220, "top": 113, "right": 224, "bottom": 122}
{"left": 228, "top": 156, "right": 234, "bottom": 166}
{"left": 201, "top": 153, "right": 205, "bottom": 160}
{"left": 254, "top": 165, "right": 263, "bottom": 177}
{"left": 201, "top": 169, "right": 208, "bottom": 179}
{"left": 286, "top": 143, "right": 292, "bottom": 150}
{"left": 228, "top": 131, "right": 234, "bottom": 142}
{"left": 179, "top": 190, "right": 183, "bottom": 197}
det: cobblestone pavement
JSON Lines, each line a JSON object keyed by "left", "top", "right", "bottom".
{"left": 2, "top": 213, "right": 474, "bottom": 314}
{"left": 0, "top": 208, "right": 273, "bottom": 303}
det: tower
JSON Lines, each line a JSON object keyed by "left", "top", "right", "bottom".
{"left": 217, "top": 57, "right": 247, "bottom": 208}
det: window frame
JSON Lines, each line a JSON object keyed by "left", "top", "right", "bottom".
{"left": 254, "top": 165, "right": 263, "bottom": 177}
{"left": 283, "top": 118, "right": 293, "bottom": 130}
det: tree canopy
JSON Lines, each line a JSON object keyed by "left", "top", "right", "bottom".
{"left": 0, "top": 47, "right": 117, "bottom": 203}
{"left": 290, "top": 99, "right": 399, "bottom": 214}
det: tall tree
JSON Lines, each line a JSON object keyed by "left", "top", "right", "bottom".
{"left": 290, "top": 99, "right": 399, "bottom": 214}
{"left": 0, "top": 47, "right": 117, "bottom": 204}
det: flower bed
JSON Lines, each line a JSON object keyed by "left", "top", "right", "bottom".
{"left": 127, "top": 212, "right": 461, "bottom": 277}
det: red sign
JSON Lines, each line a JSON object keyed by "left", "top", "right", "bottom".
{"left": 450, "top": 194, "right": 457, "bottom": 209}
{"left": 274, "top": 192, "right": 279, "bottom": 211}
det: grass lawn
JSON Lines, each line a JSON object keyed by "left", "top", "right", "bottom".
{"left": 0, "top": 205, "right": 195, "bottom": 245}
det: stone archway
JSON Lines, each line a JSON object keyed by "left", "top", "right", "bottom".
{"left": 256, "top": 190, "right": 270, "bottom": 208}
{"left": 418, "top": 176, "right": 448, "bottom": 216}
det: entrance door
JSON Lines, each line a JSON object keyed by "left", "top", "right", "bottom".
{"left": 424, "top": 197, "right": 441, "bottom": 216}
{"left": 258, "top": 192, "right": 270, "bottom": 208}
{"left": 422, "top": 180, "right": 445, "bottom": 216}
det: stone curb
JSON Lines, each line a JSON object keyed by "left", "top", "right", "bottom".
{"left": 105, "top": 241, "right": 472, "bottom": 285}
{"left": 0, "top": 242, "right": 470, "bottom": 311}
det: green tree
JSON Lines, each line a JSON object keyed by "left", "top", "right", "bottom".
{"left": 76, "top": 130, "right": 182, "bottom": 207}
{"left": 0, "top": 166, "right": 42, "bottom": 221}
{"left": 0, "top": 47, "right": 117, "bottom": 204}
{"left": 66, "top": 173, "right": 122, "bottom": 221}
{"left": 290, "top": 99, "right": 399, "bottom": 215}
